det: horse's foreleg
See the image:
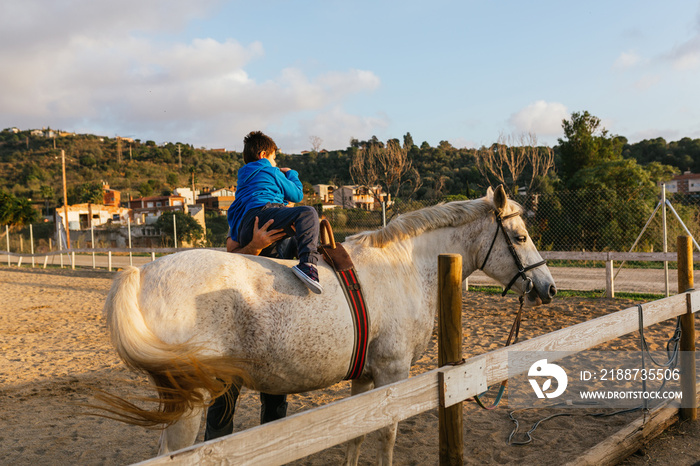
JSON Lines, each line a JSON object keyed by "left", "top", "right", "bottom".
{"left": 157, "top": 406, "right": 204, "bottom": 455}
{"left": 343, "top": 378, "right": 374, "bottom": 466}
{"left": 371, "top": 364, "right": 411, "bottom": 466}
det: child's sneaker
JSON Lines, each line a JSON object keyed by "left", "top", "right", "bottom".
{"left": 292, "top": 263, "right": 323, "bottom": 294}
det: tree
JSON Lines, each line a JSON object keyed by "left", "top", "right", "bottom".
{"left": 309, "top": 135, "right": 323, "bottom": 153}
{"left": 40, "top": 185, "right": 55, "bottom": 216}
{"left": 402, "top": 132, "right": 415, "bottom": 151}
{"left": 67, "top": 182, "right": 103, "bottom": 205}
{"left": 350, "top": 137, "right": 421, "bottom": 202}
{"left": 558, "top": 111, "right": 624, "bottom": 185}
{"left": 155, "top": 211, "right": 203, "bottom": 246}
{"left": 474, "top": 132, "right": 554, "bottom": 195}
{"left": 0, "top": 190, "right": 39, "bottom": 229}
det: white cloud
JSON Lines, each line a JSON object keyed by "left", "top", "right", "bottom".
{"left": 634, "top": 74, "right": 661, "bottom": 90}
{"left": 613, "top": 51, "right": 642, "bottom": 69}
{"left": 508, "top": 101, "right": 569, "bottom": 138}
{"left": 0, "top": 0, "right": 381, "bottom": 152}
{"left": 657, "top": 9, "right": 700, "bottom": 70}
{"left": 289, "top": 106, "right": 389, "bottom": 152}
{"left": 663, "top": 37, "right": 700, "bottom": 70}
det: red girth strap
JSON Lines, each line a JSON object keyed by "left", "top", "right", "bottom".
{"left": 318, "top": 241, "right": 370, "bottom": 380}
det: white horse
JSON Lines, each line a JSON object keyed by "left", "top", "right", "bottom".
{"left": 103, "top": 185, "right": 556, "bottom": 464}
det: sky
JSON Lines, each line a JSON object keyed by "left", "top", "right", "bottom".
{"left": 1, "top": 0, "right": 700, "bottom": 153}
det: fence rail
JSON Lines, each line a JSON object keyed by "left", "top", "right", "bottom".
{"left": 133, "top": 288, "right": 698, "bottom": 466}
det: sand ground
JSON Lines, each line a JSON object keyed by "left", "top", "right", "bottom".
{"left": 1, "top": 265, "right": 698, "bottom": 465}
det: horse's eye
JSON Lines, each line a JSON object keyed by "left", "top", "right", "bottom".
{"left": 516, "top": 235, "right": 527, "bottom": 243}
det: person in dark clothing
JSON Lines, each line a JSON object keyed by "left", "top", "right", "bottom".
{"left": 205, "top": 131, "right": 320, "bottom": 440}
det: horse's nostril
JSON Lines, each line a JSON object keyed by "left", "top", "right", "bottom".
{"left": 549, "top": 285, "right": 557, "bottom": 298}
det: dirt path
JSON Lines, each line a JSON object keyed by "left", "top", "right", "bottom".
{"left": 1, "top": 265, "right": 698, "bottom": 464}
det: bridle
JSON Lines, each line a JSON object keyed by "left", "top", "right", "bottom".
{"left": 471, "top": 208, "right": 548, "bottom": 410}
{"left": 479, "top": 210, "right": 547, "bottom": 297}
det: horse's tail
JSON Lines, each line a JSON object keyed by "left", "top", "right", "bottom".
{"left": 99, "top": 266, "right": 248, "bottom": 428}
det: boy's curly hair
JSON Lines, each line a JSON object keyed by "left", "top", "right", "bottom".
{"left": 243, "top": 131, "right": 279, "bottom": 164}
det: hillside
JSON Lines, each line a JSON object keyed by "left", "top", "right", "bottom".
{"left": 2, "top": 128, "right": 699, "bottom": 211}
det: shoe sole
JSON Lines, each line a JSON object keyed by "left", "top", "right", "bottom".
{"left": 292, "top": 266, "right": 323, "bottom": 294}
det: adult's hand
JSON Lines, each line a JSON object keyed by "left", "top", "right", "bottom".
{"left": 227, "top": 217, "right": 286, "bottom": 255}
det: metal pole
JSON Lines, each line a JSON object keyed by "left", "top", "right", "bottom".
{"left": 5, "top": 225, "right": 10, "bottom": 266}
{"left": 91, "top": 224, "right": 96, "bottom": 268}
{"left": 173, "top": 213, "right": 177, "bottom": 249}
{"left": 382, "top": 201, "right": 387, "bottom": 227}
{"left": 127, "top": 216, "right": 133, "bottom": 266}
{"left": 662, "top": 184, "right": 669, "bottom": 297}
{"left": 30, "top": 224, "right": 35, "bottom": 268}
{"left": 61, "top": 149, "right": 71, "bottom": 249}
{"left": 665, "top": 200, "right": 700, "bottom": 252}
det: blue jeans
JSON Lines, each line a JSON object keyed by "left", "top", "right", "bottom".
{"left": 238, "top": 203, "right": 320, "bottom": 265}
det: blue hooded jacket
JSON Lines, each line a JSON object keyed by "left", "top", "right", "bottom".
{"left": 227, "top": 158, "right": 303, "bottom": 241}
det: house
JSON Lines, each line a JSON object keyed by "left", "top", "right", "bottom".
{"left": 173, "top": 187, "right": 200, "bottom": 206}
{"left": 333, "top": 185, "right": 388, "bottom": 210}
{"left": 313, "top": 184, "right": 335, "bottom": 203}
{"left": 102, "top": 182, "right": 121, "bottom": 207}
{"left": 664, "top": 172, "right": 700, "bottom": 194}
{"left": 54, "top": 203, "right": 131, "bottom": 230}
{"left": 128, "top": 195, "right": 187, "bottom": 225}
{"left": 198, "top": 186, "right": 237, "bottom": 214}
{"left": 312, "top": 184, "right": 338, "bottom": 211}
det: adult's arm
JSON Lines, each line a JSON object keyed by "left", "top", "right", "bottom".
{"left": 227, "top": 217, "right": 286, "bottom": 255}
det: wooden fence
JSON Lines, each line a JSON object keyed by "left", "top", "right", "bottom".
{"left": 130, "top": 256, "right": 698, "bottom": 465}
{"left": 3, "top": 244, "right": 698, "bottom": 464}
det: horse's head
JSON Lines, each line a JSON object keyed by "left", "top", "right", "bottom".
{"left": 479, "top": 185, "right": 557, "bottom": 307}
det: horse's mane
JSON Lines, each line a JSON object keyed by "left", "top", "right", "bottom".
{"left": 346, "top": 197, "right": 521, "bottom": 248}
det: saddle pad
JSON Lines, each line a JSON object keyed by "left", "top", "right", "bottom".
{"left": 319, "top": 243, "right": 370, "bottom": 380}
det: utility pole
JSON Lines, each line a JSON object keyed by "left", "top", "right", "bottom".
{"left": 178, "top": 144, "right": 182, "bottom": 169}
{"left": 61, "top": 150, "right": 71, "bottom": 249}
{"left": 191, "top": 170, "right": 196, "bottom": 203}
{"left": 117, "top": 137, "right": 122, "bottom": 164}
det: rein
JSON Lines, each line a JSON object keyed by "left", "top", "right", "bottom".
{"left": 472, "top": 296, "right": 524, "bottom": 410}
{"left": 479, "top": 210, "right": 547, "bottom": 297}
{"left": 473, "top": 208, "right": 545, "bottom": 409}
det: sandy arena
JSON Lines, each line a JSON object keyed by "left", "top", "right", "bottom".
{"left": 1, "top": 265, "right": 698, "bottom": 465}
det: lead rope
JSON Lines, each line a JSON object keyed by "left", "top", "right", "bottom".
{"left": 473, "top": 296, "right": 524, "bottom": 410}
{"left": 507, "top": 302, "right": 683, "bottom": 445}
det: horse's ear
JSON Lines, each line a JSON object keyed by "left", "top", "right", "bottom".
{"left": 494, "top": 184, "right": 507, "bottom": 212}
{"left": 486, "top": 186, "right": 494, "bottom": 199}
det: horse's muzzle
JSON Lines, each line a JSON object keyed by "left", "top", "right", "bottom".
{"left": 526, "top": 282, "right": 557, "bottom": 306}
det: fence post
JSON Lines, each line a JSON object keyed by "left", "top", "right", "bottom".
{"left": 678, "top": 235, "right": 696, "bottom": 421}
{"left": 605, "top": 259, "right": 615, "bottom": 298}
{"left": 438, "top": 254, "right": 463, "bottom": 466}
{"left": 91, "top": 224, "right": 96, "bottom": 269}
{"left": 30, "top": 224, "right": 35, "bottom": 268}
{"left": 108, "top": 250, "right": 112, "bottom": 272}
{"left": 128, "top": 216, "right": 133, "bottom": 266}
{"left": 173, "top": 214, "right": 178, "bottom": 249}
{"left": 662, "top": 185, "right": 669, "bottom": 297}
{"left": 5, "top": 225, "right": 10, "bottom": 266}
